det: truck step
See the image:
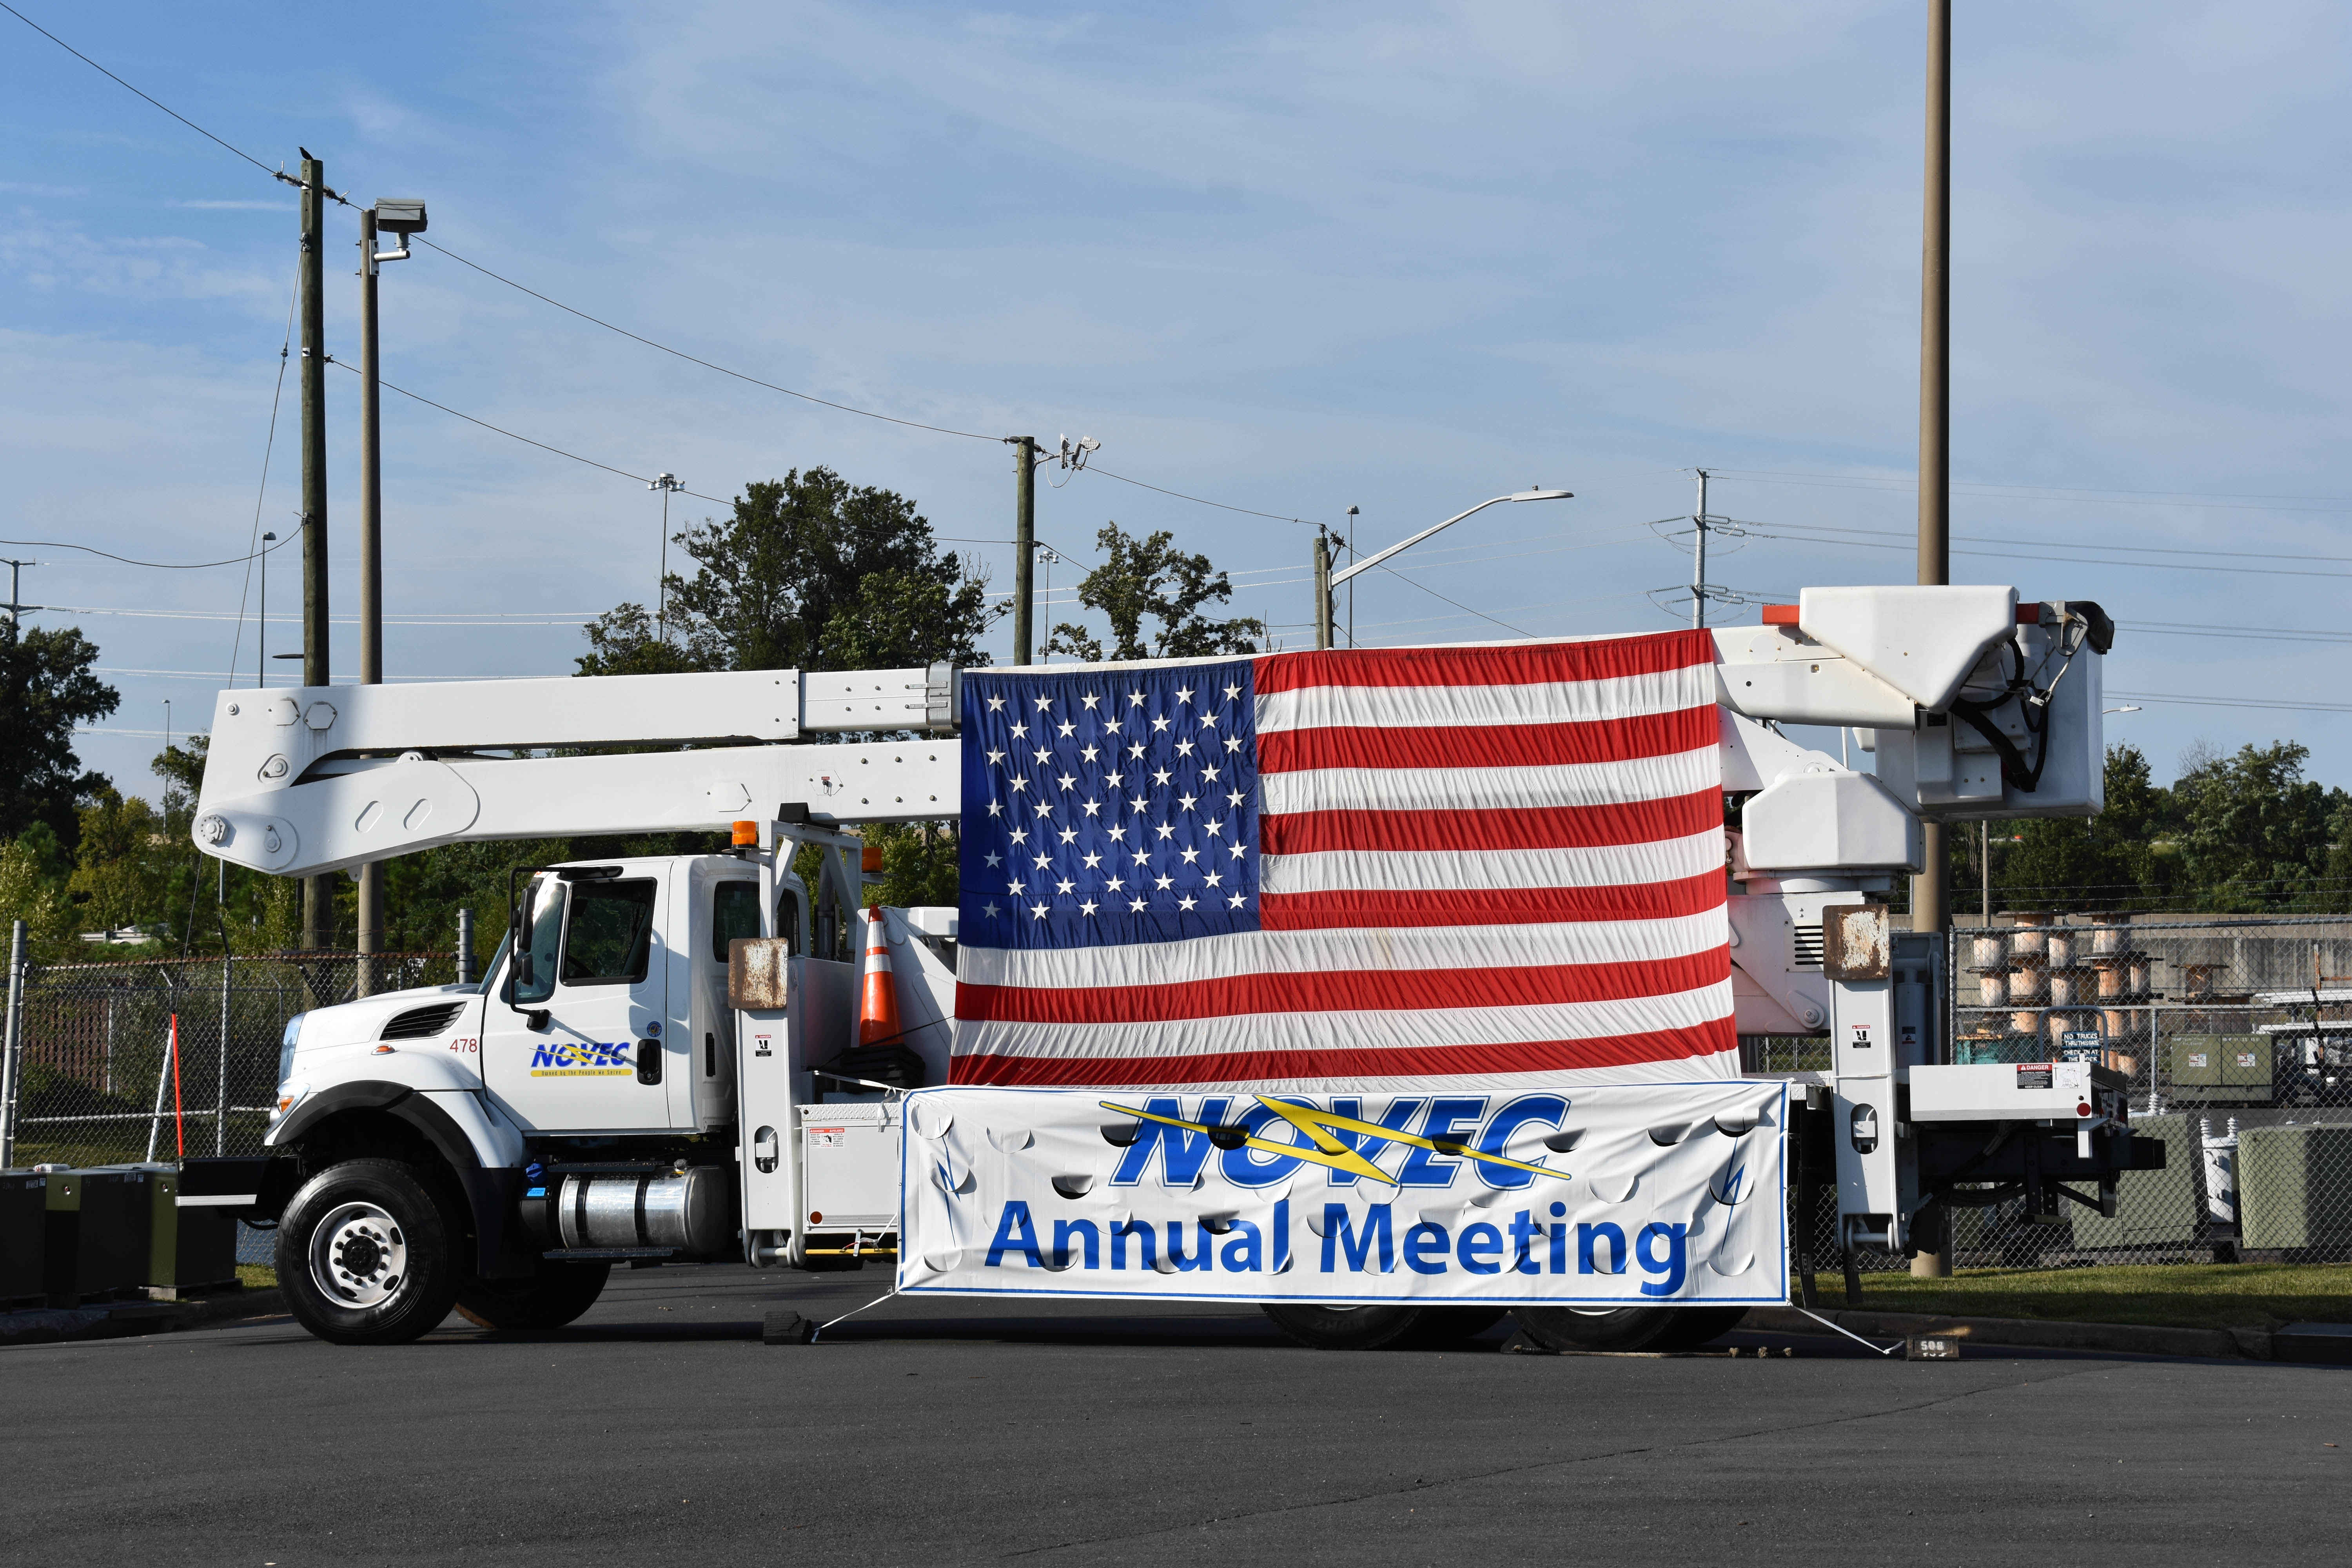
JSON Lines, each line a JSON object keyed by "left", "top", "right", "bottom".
{"left": 541, "top": 1247, "right": 678, "bottom": 1261}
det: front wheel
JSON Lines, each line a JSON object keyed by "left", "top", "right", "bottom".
{"left": 454, "top": 1258, "right": 610, "bottom": 1332}
{"left": 1511, "top": 1304, "right": 1748, "bottom": 1354}
{"left": 1261, "top": 1303, "right": 1423, "bottom": 1350}
{"left": 276, "top": 1159, "right": 462, "bottom": 1346}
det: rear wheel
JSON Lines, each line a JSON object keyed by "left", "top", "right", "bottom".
{"left": 454, "top": 1258, "right": 611, "bottom": 1332}
{"left": 276, "top": 1159, "right": 461, "bottom": 1346}
{"left": 1261, "top": 1303, "right": 1422, "bottom": 1350}
{"left": 1511, "top": 1305, "right": 1748, "bottom": 1353}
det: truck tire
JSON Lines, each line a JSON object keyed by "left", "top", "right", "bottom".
{"left": 276, "top": 1159, "right": 462, "bottom": 1346}
{"left": 1259, "top": 1303, "right": 1423, "bottom": 1350}
{"left": 1396, "top": 1305, "right": 1510, "bottom": 1348}
{"left": 1510, "top": 1304, "right": 1747, "bottom": 1353}
{"left": 454, "top": 1259, "right": 611, "bottom": 1332}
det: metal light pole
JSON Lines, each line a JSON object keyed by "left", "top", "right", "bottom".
{"left": 650, "top": 474, "right": 683, "bottom": 641}
{"left": 1324, "top": 488, "right": 1574, "bottom": 637}
{"left": 258, "top": 531, "right": 276, "bottom": 686}
{"left": 1343, "top": 504, "right": 1359, "bottom": 648}
{"left": 1912, "top": 0, "right": 1954, "bottom": 1279}
{"left": 356, "top": 197, "right": 426, "bottom": 996}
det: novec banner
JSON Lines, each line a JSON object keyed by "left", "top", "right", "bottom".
{"left": 896, "top": 1082, "right": 1786, "bottom": 1305}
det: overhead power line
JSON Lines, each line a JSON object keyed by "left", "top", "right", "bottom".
{"left": 2107, "top": 689, "right": 2352, "bottom": 715}
{"left": 1746, "top": 519, "right": 2352, "bottom": 582}
{"left": 1714, "top": 468, "right": 2352, "bottom": 516}
{"left": 0, "top": 534, "right": 299, "bottom": 571}
{"left": 412, "top": 237, "right": 1004, "bottom": 445}
{"left": 0, "top": 2, "right": 281, "bottom": 179}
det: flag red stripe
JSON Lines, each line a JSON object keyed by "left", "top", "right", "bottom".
{"left": 1257, "top": 704, "right": 1713, "bottom": 773}
{"left": 1252, "top": 630, "right": 1714, "bottom": 694}
{"left": 1256, "top": 870, "right": 1725, "bottom": 929}
{"left": 956, "top": 946, "right": 1728, "bottom": 1025}
{"left": 1260, "top": 787, "right": 1721, "bottom": 856}
{"left": 946, "top": 1020, "right": 1740, "bottom": 1087}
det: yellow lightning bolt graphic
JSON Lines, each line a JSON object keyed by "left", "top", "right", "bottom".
{"left": 1100, "top": 1095, "right": 1569, "bottom": 1188}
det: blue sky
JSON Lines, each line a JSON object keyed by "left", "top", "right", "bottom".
{"left": 5, "top": 1, "right": 2351, "bottom": 808}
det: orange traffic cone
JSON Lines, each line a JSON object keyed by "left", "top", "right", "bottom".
{"left": 857, "top": 905, "right": 903, "bottom": 1047}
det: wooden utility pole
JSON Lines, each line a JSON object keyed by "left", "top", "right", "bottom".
{"left": 1312, "top": 532, "right": 1333, "bottom": 650}
{"left": 298, "top": 153, "right": 334, "bottom": 953}
{"left": 356, "top": 204, "right": 384, "bottom": 994}
{"left": 1011, "top": 437, "right": 1037, "bottom": 664}
{"left": 1913, "top": 0, "right": 1955, "bottom": 1279}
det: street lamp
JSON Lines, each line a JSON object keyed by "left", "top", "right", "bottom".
{"left": 1319, "top": 487, "right": 1573, "bottom": 646}
{"left": 650, "top": 473, "right": 684, "bottom": 640}
{"left": 357, "top": 196, "right": 425, "bottom": 999}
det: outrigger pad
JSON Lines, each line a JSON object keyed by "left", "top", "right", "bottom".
{"left": 762, "top": 1309, "right": 817, "bottom": 1345}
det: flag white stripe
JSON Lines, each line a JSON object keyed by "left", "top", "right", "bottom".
{"left": 957, "top": 911, "right": 1729, "bottom": 990}
{"left": 1057, "top": 1052, "right": 1743, "bottom": 1095}
{"left": 957, "top": 979, "right": 1733, "bottom": 1062}
{"left": 1260, "top": 830, "right": 1724, "bottom": 895}
{"left": 1256, "top": 667, "right": 1707, "bottom": 734}
{"left": 1259, "top": 746, "right": 1718, "bottom": 816}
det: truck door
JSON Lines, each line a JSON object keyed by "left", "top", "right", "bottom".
{"left": 482, "top": 873, "right": 675, "bottom": 1131}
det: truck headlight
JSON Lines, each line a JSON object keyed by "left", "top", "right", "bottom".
{"left": 278, "top": 1013, "right": 307, "bottom": 1087}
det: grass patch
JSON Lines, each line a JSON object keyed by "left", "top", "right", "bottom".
{"left": 1819, "top": 1263, "right": 2352, "bottom": 1332}
{"left": 236, "top": 1263, "right": 276, "bottom": 1291}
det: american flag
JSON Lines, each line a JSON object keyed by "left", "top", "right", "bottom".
{"left": 949, "top": 631, "right": 1735, "bottom": 1089}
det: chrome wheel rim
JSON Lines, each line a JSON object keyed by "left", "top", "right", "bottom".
{"left": 310, "top": 1201, "right": 409, "bottom": 1308}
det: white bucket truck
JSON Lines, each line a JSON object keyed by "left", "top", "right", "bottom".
{"left": 178, "top": 586, "right": 2159, "bottom": 1347}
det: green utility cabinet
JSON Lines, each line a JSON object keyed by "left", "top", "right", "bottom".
{"left": 0, "top": 1171, "right": 45, "bottom": 1300}
{"left": 2071, "top": 1113, "right": 2199, "bottom": 1250}
{"left": 2167, "top": 1035, "right": 2272, "bottom": 1105}
{"left": 2238, "top": 1125, "right": 2352, "bottom": 1251}
{"left": 136, "top": 1165, "right": 238, "bottom": 1292}
{"left": 44, "top": 1166, "right": 151, "bottom": 1301}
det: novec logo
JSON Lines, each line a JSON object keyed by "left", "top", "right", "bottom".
{"left": 529, "top": 1042, "right": 633, "bottom": 1077}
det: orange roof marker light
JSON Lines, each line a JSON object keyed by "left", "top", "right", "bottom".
{"left": 731, "top": 820, "right": 759, "bottom": 847}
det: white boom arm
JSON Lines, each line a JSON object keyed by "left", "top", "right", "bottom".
{"left": 191, "top": 664, "right": 960, "bottom": 877}
{"left": 189, "top": 588, "right": 2108, "bottom": 882}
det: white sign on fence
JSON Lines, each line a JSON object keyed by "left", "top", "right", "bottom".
{"left": 896, "top": 1081, "right": 1786, "bottom": 1305}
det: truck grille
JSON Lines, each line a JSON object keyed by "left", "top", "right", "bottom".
{"left": 381, "top": 1002, "right": 467, "bottom": 1040}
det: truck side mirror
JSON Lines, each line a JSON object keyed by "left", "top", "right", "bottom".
{"left": 513, "top": 882, "right": 536, "bottom": 992}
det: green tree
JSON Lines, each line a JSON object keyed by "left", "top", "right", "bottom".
{"left": 581, "top": 468, "right": 996, "bottom": 676}
{"left": 1044, "top": 522, "right": 1267, "bottom": 662}
{"left": 0, "top": 619, "right": 119, "bottom": 847}
{"left": 1989, "top": 744, "right": 2182, "bottom": 913}
{"left": 574, "top": 603, "right": 714, "bottom": 677}
{"left": 66, "top": 789, "right": 165, "bottom": 937}
{"left": 2172, "top": 740, "right": 2345, "bottom": 910}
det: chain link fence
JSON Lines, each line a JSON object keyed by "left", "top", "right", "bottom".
{"left": 1756, "top": 913, "right": 2352, "bottom": 1273}
{"left": 1, "top": 951, "right": 457, "bottom": 1172}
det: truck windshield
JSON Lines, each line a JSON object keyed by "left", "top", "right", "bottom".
{"left": 472, "top": 928, "right": 513, "bottom": 994}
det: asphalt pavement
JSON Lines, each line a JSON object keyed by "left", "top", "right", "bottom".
{"left": 2, "top": 1263, "right": 2344, "bottom": 1566}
